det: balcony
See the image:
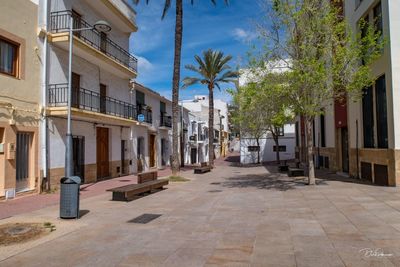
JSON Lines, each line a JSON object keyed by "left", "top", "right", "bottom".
{"left": 160, "top": 113, "right": 172, "bottom": 128}
{"left": 137, "top": 106, "right": 152, "bottom": 124}
{"left": 49, "top": 11, "right": 137, "bottom": 78}
{"left": 48, "top": 83, "right": 137, "bottom": 123}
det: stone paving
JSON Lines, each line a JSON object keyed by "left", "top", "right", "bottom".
{"left": 2, "top": 157, "right": 400, "bottom": 266}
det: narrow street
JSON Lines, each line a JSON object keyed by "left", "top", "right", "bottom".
{"left": 1, "top": 157, "right": 400, "bottom": 266}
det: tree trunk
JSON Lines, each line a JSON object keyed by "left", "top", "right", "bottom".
{"left": 171, "top": 0, "right": 183, "bottom": 175}
{"left": 208, "top": 85, "right": 215, "bottom": 167}
{"left": 256, "top": 137, "right": 260, "bottom": 164}
{"left": 306, "top": 118, "right": 315, "bottom": 185}
{"left": 273, "top": 133, "right": 280, "bottom": 165}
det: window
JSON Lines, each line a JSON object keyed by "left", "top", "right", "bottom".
{"left": 0, "top": 37, "right": 19, "bottom": 77}
{"left": 248, "top": 146, "right": 260, "bottom": 152}
{"left": 273, "top": 145, "right": 287, "bottom": 152}
{"left": 320, "top": 114, "right": 326, "bottom": 147}
{"left": 362, "top": 86, "right": 374, "bottom": 148}
{"left": 376, "top": 75, "right": 388, "bottom": 148}
{"left": 72, "top": 10, "right": 82, "bottom": 38}
{"left": 100, "top": 32, "right": 107, "bottom": 53}
{"left": 373, "top": 1, "right": 383, "bottom": 35}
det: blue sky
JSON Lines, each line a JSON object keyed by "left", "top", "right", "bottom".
{"left": 128, "top": 0, "right": 262, "bottom": 103}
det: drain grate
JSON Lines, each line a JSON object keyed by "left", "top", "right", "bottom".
{"left": 210, "top": 182, "right": 221, "bottom": 185}
{"left": 128, "top": 214, "right": 162, "bottom": 224}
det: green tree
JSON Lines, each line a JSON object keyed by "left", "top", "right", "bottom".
{"left": 132, "top": 0, "right": 229, "bottom": 175}
{"left": 258, "top": 0, "right": 383, "bottom": 184}
{"left": 229, "top": 71, "right": 293, "bottom": 164}
{"left": 183, "top": 49, "right": 238, "bottom": 166}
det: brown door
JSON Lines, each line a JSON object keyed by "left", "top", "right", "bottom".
{"left": 341, "top": 127, "right": 349, "bottom": 173}
{"left": 72, "top": 72, "right": 80, "bottom": 108}
{"left": 96, "top": 127, "right": 109, "bottom": 179}
{"left": 149, "top": 134, "right": 156, "bottom": 168}
{"left": 100, "top": 84, "right": 107, "bottom": 114}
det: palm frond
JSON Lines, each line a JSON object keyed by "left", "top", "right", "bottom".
{"left": 182, "top": 77, "right": 201, "bottom": 89}
{"left": 161, "top": 0, "right": 171, "bottom": 19}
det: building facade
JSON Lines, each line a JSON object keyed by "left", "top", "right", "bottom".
{"left": 296, "top": 0, "right": 400, "bottom": 186}
{"left": 0, "top": 0, "right": 41, "bottom": 198}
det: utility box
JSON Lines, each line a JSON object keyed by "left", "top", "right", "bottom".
{"left": 60, "top": 176, "right": 81, "bottom": 219}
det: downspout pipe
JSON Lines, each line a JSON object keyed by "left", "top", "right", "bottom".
{"left": 40, "top": 0, "right": 50, "bottom": 191}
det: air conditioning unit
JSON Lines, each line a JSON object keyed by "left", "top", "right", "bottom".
{"left": 5, "top": 188, "right": 16, "bottom": 200}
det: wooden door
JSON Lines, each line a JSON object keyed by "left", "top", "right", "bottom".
{"left": 121, "top": 140, "right": 126, "bottom": 174}
{"left": 149, "top": 134, "right": 156, "bottom": 168}
{"left": 72, "top": 72, "right": 80, "bottom": 108}
{"left": 96, "top": 127, "right": 109, "bottom": 179}
{"left": 100, "top": 84, "right": 107, "bottom": 114}
{"left": 73, "top": 136, "right": 85, "bottom": 183}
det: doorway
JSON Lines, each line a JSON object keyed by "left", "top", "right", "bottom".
{"left": 96, "top": 127, "right": 109, "bottom": 180}
{"left": 16, "top": 132, "right": 32, "bottom": 192}
{"left": 72, "top": 136, "right": 85, "bottom": 183}
{"left": 161, "top": 138, "right": 167, "bottom": 166}
{"left": 100, "top": 84, "right": 107, "bottom": 114}
{"left": 149, "top": 134, "right": 156, "bottom": 168}
{"left": 191, "top": 148, "right": 197, "bottom": 164}
{"left": 341, "top": 127, "right": 349, "bottom": 173}
{"left": 121, "top": 140, "right": 126, "bottom": 175}
{"left": 71, "top": 72, "right": 80, "bottom": 108}
{"left": 137, "top": 137, "right": 144, "bottom": 173}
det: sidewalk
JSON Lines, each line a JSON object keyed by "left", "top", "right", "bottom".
{"left": 0, "top": 164, "right": 197, "bottom": 220}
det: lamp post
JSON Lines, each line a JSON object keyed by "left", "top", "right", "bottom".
{"left": 65, "top": 17, "right": 111, "bottom": 177}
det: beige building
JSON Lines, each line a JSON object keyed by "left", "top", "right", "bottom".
{"left": 0, "top": 0, "right": 41, "bottom": 198}
{"left": 296, "top": 0, "right": 400, "bottom": 186}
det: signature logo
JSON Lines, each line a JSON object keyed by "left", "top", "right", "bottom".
{"left": 359, "top": 248, "right": 393, "bottom": 257}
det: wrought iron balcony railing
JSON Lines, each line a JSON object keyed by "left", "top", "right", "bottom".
{"left": 50, "top": 10, "right": 138, "bottom": 73}
{"left": 160, "top": 113, "right": 172, "bottom": 128}
{"left": 137, "top": 106, "right": 152, "bottom": 124}
{"left": 48, "top": 83, "right": 137, "bottom": 120}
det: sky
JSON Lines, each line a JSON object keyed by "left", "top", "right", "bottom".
{"left": 128, "top": 0, "right": 263, "bottom": 103}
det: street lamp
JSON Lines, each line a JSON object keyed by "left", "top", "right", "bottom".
{"left": 65, "top": 17, "right": 111, "bottom": 177}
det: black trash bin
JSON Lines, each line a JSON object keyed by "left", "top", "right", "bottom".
{"left": 60, "top": 176, "right": 81, "bottom": 219}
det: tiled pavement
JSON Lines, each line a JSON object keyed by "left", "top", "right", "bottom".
{"left": 0, "top": 166, "right": 195, "bottom": 220}
{"left": 2, "top": 156, "right": 400, "bottom": 266}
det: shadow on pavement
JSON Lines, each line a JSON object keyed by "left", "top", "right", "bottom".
{"left": 222, "top": 173, "right": 328, "bottom": 191}
{"left": 79, "top": 210, "right": 90, "bottom": 218}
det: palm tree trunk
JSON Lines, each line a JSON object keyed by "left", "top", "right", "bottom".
{"left": 306, "top": 118, "right": 315, "bottom": 185}
{"left": 171, "top": 0, "right": 183, "bottom": 175}
{"left": 208, "top": 85, "right": 215, "bottom": 167}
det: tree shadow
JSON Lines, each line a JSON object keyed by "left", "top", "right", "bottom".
{"left": 222, "top": 172, "right": 327, "bottom": 191}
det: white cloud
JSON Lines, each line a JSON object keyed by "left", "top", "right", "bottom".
{"left": 136, "top": 56, "right": 153, "bottom": 73}
{"left": 232, "top": 28, "right": 257, "bottom": 43}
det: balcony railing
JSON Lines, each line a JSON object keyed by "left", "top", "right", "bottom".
{"left": 48, "top": 83, "right": 137, "bottom": 120}
{"left": 160, "top": 113, "right": 172, "bottom": 128}
{"left": 137, "top": 106, "right": 152, "bottom": 124}
{"left": 50, "top": 10, "right": 138, "bottom": 73}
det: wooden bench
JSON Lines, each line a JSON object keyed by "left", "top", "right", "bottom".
{"left": 194, "top": 162, "right": 212, "bottom": 174}
{"left": 107, "top": 179, "right": 169, "bottom": 201}
{"left": 288, "top": 168, "right": 305, "bottom": 177}
{"left": 138, "top": 170, "right": 158, "bottom": 184}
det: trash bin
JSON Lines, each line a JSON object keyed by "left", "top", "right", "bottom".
{"left": 60, "top": 176, "right": 81, "bottom": 219}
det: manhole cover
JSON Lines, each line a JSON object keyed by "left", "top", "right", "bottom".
{"left": 0, "top": 223, "right": 51, "bottom": 246}
{"left": 128, "top": 214, "right": 162, "bottom": 224}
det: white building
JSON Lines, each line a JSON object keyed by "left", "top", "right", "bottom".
{"left": 238, "top": 64, "right": 296, "bottom": 165}
{"left": 182, "top": 96, "right": 230, "bottom": 162}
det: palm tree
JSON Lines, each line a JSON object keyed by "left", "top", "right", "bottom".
{"left": 132, "top": 0, "right": 229, "bottom": 175}
{"left": 182, "top": 49, "right": 238, "bottom": 166}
